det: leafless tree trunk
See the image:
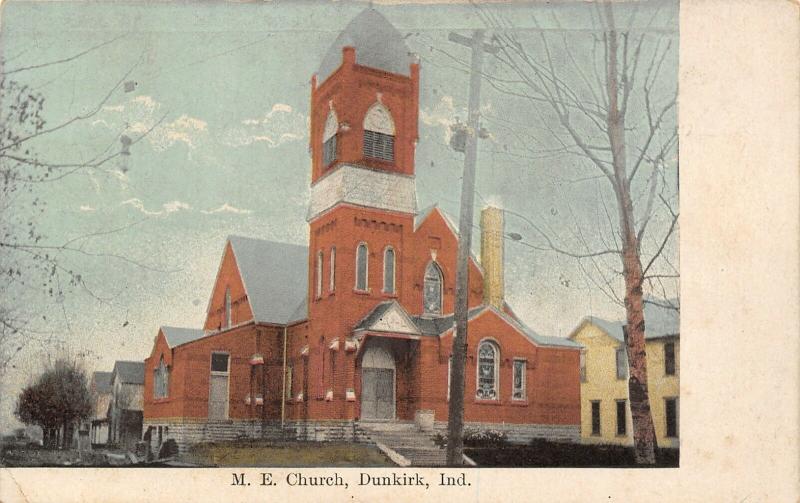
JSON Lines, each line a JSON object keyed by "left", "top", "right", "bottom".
{"left": 459, "top": 1, "right": 679, "bottom": 464}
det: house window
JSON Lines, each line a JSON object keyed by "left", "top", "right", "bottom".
{"left": 591, "top": 401, "right": 601, "bottom": 436}
{"left": 329, "top": 247, "right": 336, "bottom": 292}
{"left": 383, "top": 247, "right": 395, "bottom": 294}
{"left": 355, "top": 243, "right": 368, "bottom": 291}
{"left": 512, "top": 359, "right": 526, "bottom": 400}
{"left": 580, "top": 350, "right": 587, "bottom": 382}
{"left": 224, "top": 288, "right": 232, "bottom": 328}
{"left": 616, "top": 347, "right": 628, "bottom": 380}
{"left": 363, "top": 102, "right": 395, "bottom": 162}
{"left": 664, "top": 342, "right": 676, "bottom": 376}
{"left": 476, "top": 340, "right": 499, "bottom": 400}
{"left": 616, "top": 399, "right": 627, "bottom": 436}
{"left": 665, "top": 397, "right": 678, "bottom": 438}
{"left": 315, "top": 251, "right": 323, "bottom": 299}
{"left": 423, "top": 262, "right": 443, "bottom": 315}
{"left": 322, "top": 109, "right": 338, "bottom": 167}
{"left": 211, "top": 353, "right": 229, "bottom": 373}
{"left": 154, "top": 356, "right": 169, "bottom": 399}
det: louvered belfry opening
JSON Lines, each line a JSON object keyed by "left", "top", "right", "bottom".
{"left": 363, "top": 129, "right": 394, "bottom": 162}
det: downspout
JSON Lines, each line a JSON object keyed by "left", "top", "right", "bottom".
{"left": 280, "top": 325, "right": 288, "bottom": 429}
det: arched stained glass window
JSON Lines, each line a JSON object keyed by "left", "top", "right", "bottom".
{"left": 423, "top": 262, "right": 443, "bottom": 315}
{"left": 383, "top": 247, "right": 395, "bottom": 294}
{"left": 356, "top": 243, "right": 368, "bottom": 291}
{"left": 316, "top": 251, "right": 324, "bottom": 299}
{"left": 329, "top": 247, "right": 336, "bottom": 292}
{"left": 476, "top": 341, "right": 499, "bottom": 400}
{"left": 154, "top": 356, "right": 169, "bottom": 399}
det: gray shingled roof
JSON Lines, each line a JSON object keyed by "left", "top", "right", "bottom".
{"left": 410, "top": 307, "right": 488, "bottom": 336}
{"left": 582, "top": 299, "right": 680, "bottom": 341}
{"left": 91, "top": 371, "right": 113, "bottom": 394}
{"left": 161, "top": 326, "right": 206, "bottom": 348}
{"left": 228, "top": 235, "right": 309, "bottom": 326}
{"left": 111, "top": 361, "right": 145, "bottom": 385}
{"left": 317, "top": 9, "right": 413, "bottom": 82}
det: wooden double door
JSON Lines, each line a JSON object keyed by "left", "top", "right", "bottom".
{"left": 361, "top": 368, "right": 395, "bottom": 420}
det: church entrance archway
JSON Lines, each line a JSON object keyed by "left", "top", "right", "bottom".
{"left": 360, "top": 342, "right": 395, "bottom": 420}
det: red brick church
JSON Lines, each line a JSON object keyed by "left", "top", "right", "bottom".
{"left": 142, "top": 9, "right": 580, "bottom": 451}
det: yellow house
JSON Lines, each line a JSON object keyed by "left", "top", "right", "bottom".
{"left": 568, "top": 301, "right": 679, "bottom": 448}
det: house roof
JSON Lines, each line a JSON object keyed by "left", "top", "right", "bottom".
{"left": 161, "top": 326, "right": 206, "bottom": 348}
{"left": 111, "top": 360, "right": 145, "bottom": 385}
{"left": 573, "top": 298, "right": 680, "bottom": 342}
{"left": 354, "top": 300, "right": 422, "bottom": 335}
{"left": 317, "top": 8, "right": 413, "bottom": 83}
{"left": 91, "top": 371, "right": 113, "bottom": 394}
{"left": 227, "top": 235, "right": 309, "bottom": 326}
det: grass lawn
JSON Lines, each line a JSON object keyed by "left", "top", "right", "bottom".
{"left": 182, "top": 440, "right": 395, "bottom": 467}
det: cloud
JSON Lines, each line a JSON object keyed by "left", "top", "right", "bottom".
{"left": 420, "top": 95, "right": 459, "bottom": 142}
{"left": 93, "top": 96, "right": 208, "bottom": 151}
{"left": 420, "top": 96, "right": 494, "bottom": 144}
{"left": 121, "top": 198, "right": 192, "bottom": 216}
{"left": 200, "top": 203, "right": 253, "bottom": 215}
{"left": 222, "top": 103, "right": 307, "bottom": 148}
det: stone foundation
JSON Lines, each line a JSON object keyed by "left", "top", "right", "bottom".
{"left": 142, "top": 419, "right": 371, "bottom": 455}
{"left": 142, "top": 419, "right": 579, "bottom": 456}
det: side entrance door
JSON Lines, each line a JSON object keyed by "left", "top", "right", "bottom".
{"left": 209, "top": 352, "right": 230, "bottom": 420}
{"left": 361, "top": 368, "right": 394, "bottom": 420}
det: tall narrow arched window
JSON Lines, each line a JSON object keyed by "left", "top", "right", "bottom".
{"left": 355, "top": 243, "right": 368, "bottom": 291}
{"left": 363, "top": 102, "right": 395, "bottom": 162}
{"left": 476, "top": 340, "right": 499, "bottom": 400}
{"left": 322, "top": 109, "right": 338, "bottom": 167}
{"left": 224, "top": 288, "right": 232, "bottom": 328}
{"left": 329, "top": 247, "right": 336, "bottom": 292}
{"left": 383, "top": 247, "right": 395, "bottom": 294}
{"left": 316, "top": 251, "right": 324, "bottom": 299}
{"left": 154, "top": 356, "right": 169, "bottom": 399}
{"left": 423, "top": 262, "right": 443, "bottom": 315}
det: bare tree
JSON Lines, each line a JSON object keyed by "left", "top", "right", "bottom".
{"left": 0, "top": 40, "right": 165, "bottom": 375}
{"left": 443, "top": 2, "right": 680, "bottom": 464}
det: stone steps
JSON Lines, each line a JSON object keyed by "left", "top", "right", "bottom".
{"left": 358, "top": 422, "right": 448, "bottom": 467}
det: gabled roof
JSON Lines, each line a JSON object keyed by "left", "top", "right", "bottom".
{"left": 161, "top": 326, "right": 206, "bottom": 348}
{"left": 91, "top": 371, "right": 113, "bottom": 394}
{"left": 111, "top": 360, "right": 145, "bottom": 385}
{"left": 414, "top": 204, "right": 485, "bottom": 274}
{"left": 570, "top": 298, "right": 680, "bottom": 342}
{"left": 317, "top": 9, "right": 413, "bottom": 82}
{"left": 354, "top": 300, "right": 421, "bottom": 336}
{"left": 226, "top": 235, "right": 309, "bottom": 326}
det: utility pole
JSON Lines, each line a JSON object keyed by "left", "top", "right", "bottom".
{"left": 445, "top": 29, "right": 497, "bottom": 466}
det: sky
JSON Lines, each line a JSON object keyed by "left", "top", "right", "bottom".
{"left": 0, "top": 0, "right": 678, "bottom": 431}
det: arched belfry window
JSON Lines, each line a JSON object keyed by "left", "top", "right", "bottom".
{"left": 423, "top": 262, "right": 443, "bottom": 315}
{"left": 363, "top": 102, "right": 395, "bottom": 162}
{"left": 476, "top": 340, "right": 499, "bottom": 400}
{"left": 322, "top": 110, "right": 338, "bottom": 167}
{"left": 355, "top": 243, "right": 368, "bottom": 291}
{"left": 383, "top": 247, "right": 395, "bottom": 294}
